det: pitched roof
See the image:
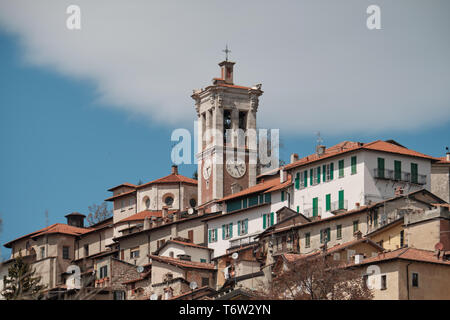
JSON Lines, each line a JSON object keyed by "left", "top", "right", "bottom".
{"left": 169, "top": 286, "right": 217, "bottom": 300}
{"left": 137, "top": 173, "right": 197, "bottom": 189}
{"left": 356, "top": 247, "right": 450, "bottom": 266}
{"left": 105, "top": 189, "right": 136, "bottom": 201}
{"left": 149, "top": 254, "right": 215, "bottom": 270}
{"left": 117, "top": 210, "right": 177, "bottom": 224}
{"left": 219, "top": 177, "right": 283, "bottom": 202}
{"left": 284, "top": 140, "right": 435, "bottom": 171}
{"left": 4, "top": 223, "right": 92, "bottom": 248}
{"left": 281, "top": 237, "right": 383, "bottom": 263}
{"left": 107, "top": 182, "right": 137, "bottom": 192}
{"left": 434, "top": 156, "right": 450, "bottom": 164}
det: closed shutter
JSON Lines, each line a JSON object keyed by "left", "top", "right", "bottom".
{"left": 296, "top": 206, "right": 299, "bottom": 212}
{"left": 339, "top": 190, "right": 344, "bottom": 209}
{"left": 351, "top": 156, "right": 357, "bottom": 174}
{"left": 339, "top": 160, "right": 344, "bottom": 177}
{"left": 378, "top": 158, "right": 385, "bottom": 178}
{"left": 222, "top": 225, "right": 226, "bottom": 240}
{"left": 208, "top": 230, "right": 211, "bottom": 243}
{"left": 330, "top": 163, "right": 334, "bottom": 180}
{"left": 295, "top": 172, "right": 300, "bottom": 189}
{"left": 394, "top": 160, "right": 401, "bottom": 180}
{"left": 313, "top": 197, "right": 318, "bottom": 216}
{"left": 263, "top": 214, "right": 267, "bottom": 229}
{"left": 245, "top": 219, "right": 248, "bottom": 234}
{"left": 326, "top": 194, "right": 331, "bottom": 211}
{"left": 238, "top": 221, "right": 241, "bottom": 235}
{"left": 304, "top": 170, "right": 308, "bottom": 187}
{"left": 270, "top": 212, "right": 274, "bottom": 226}
{"left": 281, "top": 191, "right": 285, "bottom": 201}
{"left": 411, "top": 163, "right": 418, "bottom": 183}
{"left": 323, "top": 165, "right": 326, "bottom": 182}
{"left": 317, "top": 167, "right": 321, "bottom": 184}
{"left": 310, "top": 169, "right": 313, "bottom": 185}
{"left": 229, "top": 223, "right": 233, "bottom": 238}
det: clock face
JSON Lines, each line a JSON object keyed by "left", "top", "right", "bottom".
{"left": 226, "top": 158, "right": 246, "bottom": 178}
{"left": 202, "top": 158, "right": 212, "bottom": 180}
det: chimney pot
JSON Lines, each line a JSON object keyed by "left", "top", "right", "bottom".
{"left": 171, "top": 165, "right": 178, "bottom": 175}
{"left": 290, "top": 153, "right": 299, "bottom": 164}
{"left": 446, "top": 152, "right": 450, "bottom": 161}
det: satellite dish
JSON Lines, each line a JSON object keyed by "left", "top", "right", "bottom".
{"left": 137, "top": 266, "right": 144, "bottom": 273}
{"left": 188, "top": 208, "right": 194, "bottom": 215}
{"left": 150, "top": 293, "right": 158, "bottom": 300}
{"left": 189, "top": 281, "right": 198, "bottom": 290}
{"left": 231, "top": 252, "right": 239, "bottom": 260}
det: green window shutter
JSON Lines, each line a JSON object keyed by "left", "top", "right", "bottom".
{"left": 270, "top": 212, "right": 275, "bottom": 226}
{"left": 242, "top": 198, "right": 248, "bottom": 209}
{"left": 377, "top": 158, "right": 385, "bottom": 178}
{"left": 317, "top": 167, "right": 321, "bottom": 183}
{"left": 312, "top": 197, "right": 318, "bottom": 216}
{"left": 263, "top": 214, "right": 267, "bottom": 229}
{"left": 339, "top": 160, "right": 344, "bottom": 177}
{"left": 310, "top": 169, "right": 313, "bottom": 185}
{"left": 326, "top": 194, "right": 331, "bottom": 212}
{"left": 296, "top": 206, "right": 299, "bottom": 212}
{"left": 264, "top": 193, "right": 271, "bottom": 203}
{"left": 323, "top": 165, "right": 326, "bottom": 182}
{"left": 245, "top": 219, "right": 248, "bottom": 234}
{"left": 238, "top": 221, "right": 241, "bottom": 235}
{"left": 208, "top": 229, "right": 211, "bottom": 243}
{"left": 295, "top": 172, "right": 300, "bottom": 189}
{"left": 304, "top": 170, "right": 308, "bottom": 187}
{"left": 229, "top": 223, "right": 233, "bottom": 238}
{"left": 351, "top": 156, "right": 357, "bottom": 174}
{"left": 281, "top": 191, "right": 285, "bottom": 201}
{"left": 339, "top": 190, "right": 344, "bottom": 209}
{"left": 259, "top": 194, "right": 263, "bottom": 204}
{"left": 411, "top": 163, "right": 418, "bottom": 183}
{"left": 222, "top": 225, "right": 225, "bottom": 240}
{"left": 394, "top": 160, "right": 401, "bottom": 180}
{"left": 330, "top": 163, "right": 334, "bottom": 180}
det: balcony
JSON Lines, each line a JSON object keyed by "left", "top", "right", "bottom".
{"left": 331, "top": 200, "right": 348, "bottom": 213}
{"left": 228, "top": 234, "right": 259, "bottom": 251}
{"left": 373, "top": 168, "right": 426, "bottom": 185}
{"left": 303, "top": 207, "right": 322, "bottom": 218}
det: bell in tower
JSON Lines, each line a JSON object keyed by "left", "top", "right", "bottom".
{"left": 192, "top": 48, "right": 264, "bottom": 210}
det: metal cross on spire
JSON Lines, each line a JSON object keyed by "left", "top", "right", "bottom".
{"left": 222, "top": 44, "right": 231, "bottom": 61}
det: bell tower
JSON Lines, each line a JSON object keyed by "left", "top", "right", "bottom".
{"left": 192, "top": 51, "right": 263, "bottom": 210}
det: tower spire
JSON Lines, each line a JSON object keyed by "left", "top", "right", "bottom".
{"left": 222, "top": 44, "right": 231, "bottom": 62}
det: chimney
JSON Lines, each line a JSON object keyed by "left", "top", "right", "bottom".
{"left": 290, "top": 153, "right": 299, "bottom": 164}
{"left": 280, "top": 166, "right": 287, "bottom": 184}
{"left": 354, "top": 230, "right": 363, "bottom": 240}
{"left": 162, "top": 206, "right": 169, "bottom": 219}
{"left": 143, "top": 217, "right": 150, "bottom": 230}
{"left": 446, "top": 147, "right": 450, "bottom": 161}
{"left": 316, "top": 145, "right": 326, "bottom": 156}
{"left": 355, "top": 202, "right": 360, "bottom": 209}
{"left": 394, "top": 186, "right": 404, "bottom": 196}
{"left": 171, "top": 165, "right": 178, "bottom": 175}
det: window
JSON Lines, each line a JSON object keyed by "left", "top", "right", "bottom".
{"left": 222, "top": 223, "right": 233, "bottom": 239}
{"left": 336, "top": 225, "right": 342, "bottom": 239}
{"left": 169, "top": 251, "right": 174, "bottom": 258}
{"left": 113, "top": 290, "right": 125, "bottom": 300}
{"left": 281, "top": 191, "right": 285, "bottom": 201}
{"left": 200, "top": 258, "right": 206, "bottom": 263}
{"left": 303, "top": 170, "right": 308, "bottom": 188}
{"left": 84, "top": 244, "right": 89, "bottom": 257}
{"left": 208, "top": 228, "right": 218, "bottom": 243}
{"left": 325, "top": 194, "right": 331, "bottom": 212}
{"left": 400, "top": 230, "right": 404, "bottom": 247}
{"left": 188, "top": 230, "right": 194, "bottom": 242}
{"left": 40, "top": 247, "right": 45, "bottom": 259}
{"left": 189, "top": 198, "right": 197, "bottom": 207}
{"left": 351, "top": 156, "right": 357, "bottom": 175}
{"left": 411, "top": 163, "right": 418, "bottom": 184}
{"left": 317, "top": 166, "right": 321, "bottom": 184}
{"left": 62, "top": 246, "right": 70, "bottom": 260}
{"left": 381, "top": 275, "right": 387, "bottom": 290}
{"left": 353, "top": 220, "right": 359, "bottom": 233}
{"left": 295, "top": 172, "right": 300, "bottom": 190}
{"left": 412, "top": 273, "right": 419, "bottom": 287}
{"left": 130, "top": 247, "right": 140, "bottom": 259}
{"left": 99, "top": 265, "right": 108, "bottom": 279}
{"left": 296, "top": 206, "right": 299, "bottom": 213}
{"left": 312, "top": 197, "right": 318, "bottom": 217}
{"left": 238, "top": 219, "right": 248, "bottom": 236}
{"left": 377, "top": 158, "right": 385, "bottom": 178}
{"left": 320, "top": 228, "right": 331, "bottom": 243}
{"left": 164, "top": 196, "right": 174, "bottom": 206}
{"left": 338, "top": 190, "right": 345, "bottom": 209}
{"left": 248, "top": 195, "right": 258, "bottom": 207}
{"left": 263, "top": 213, "right": 274, "bottom": 229}
{"left": 374, "top": 212, "right": 378, "bottom": 227}
{"left": 312, "top": 167, "right": 319, "bottom": 185}
{"left": 201, "top": 277, "right": 210, "bottom": 287}
{"left": 145, "top": 197, "right": 151, "bottom": 209}
{"left": 264, "top": 193, "right": 271, "bottom": 203}
{"left": 305, "top": 233, "right": 310, "bottom": 248}
{"left": 310, "top": 168, "right": 313, "bottom": 185}
{"left": 129, "top": 198, "right": 134, "bottom": 207}
{"left": 323, "top": 163, "right": 333, "bottom": 182}
{"left": 338, "top": 159, "right": 344, "bottom": 178}
{"left": 394, "top": 160, "right": 402, "bottom": 180}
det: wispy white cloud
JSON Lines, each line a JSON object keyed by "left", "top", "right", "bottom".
{"left": 0, "top": 0, "right": 449, "bottom": 134}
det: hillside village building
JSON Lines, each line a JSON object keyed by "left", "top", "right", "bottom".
{"left": 1, "top": 58, "right": 450, "bottom": 300}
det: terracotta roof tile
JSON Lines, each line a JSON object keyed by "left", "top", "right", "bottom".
{"left": 105, "top": 189, "right": 136, "bottom": 201}
{"left": 357, "top": 247, "right": 450, "bottom": 266}
{"left": 138, "top": 173, "right": 197, "bottom": 189}
{"left": 117, "top": 210, "right": 177, "bottom": 224}
{"left": 219, "top": 178, "right": 281, "bottom": 202}
{"left": 149, "top": 254, "right": 215, "bottom": 270}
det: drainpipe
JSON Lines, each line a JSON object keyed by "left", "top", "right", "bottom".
{"left": 406, "top": 262, "right": 413, "bottom": 300}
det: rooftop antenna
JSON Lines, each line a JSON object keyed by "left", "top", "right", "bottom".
{"left": 316, "top": 131, "right": 323, "bottom": 146}
{"left": 222, "top": 44, "right": 231, "bottom": 62}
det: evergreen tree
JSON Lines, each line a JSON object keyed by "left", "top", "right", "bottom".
{"left": 1, "top": 256, "right": 46, "bottom": 300}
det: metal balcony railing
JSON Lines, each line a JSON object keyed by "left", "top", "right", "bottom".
{"left": 373, "top": 168, "right": 426, "bottom": 185}
{"left": 331, "top": 200, "right": 348, "bottom": 213}
{"left": 303, "top": 207, "right": 322, "bottom": 218}
{"left": 228, "top": 235, "right": 258, "bottom": 251}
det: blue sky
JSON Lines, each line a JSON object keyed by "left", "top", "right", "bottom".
{"left": 1, "top": 1, "right": 449, "bottom": 260}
